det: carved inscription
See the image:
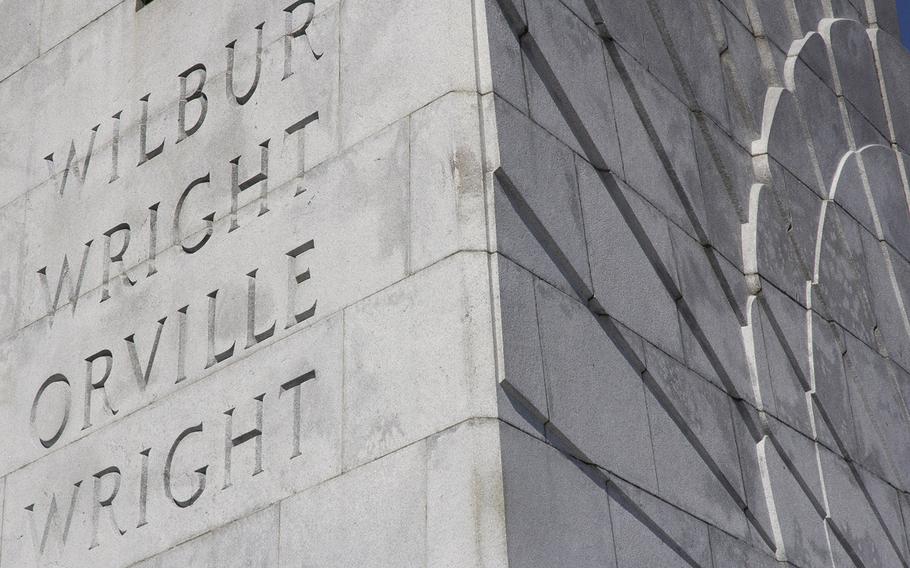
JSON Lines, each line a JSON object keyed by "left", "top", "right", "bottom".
{"left": 26, "top": 368, "right": 323, "bottom": 557}
{"left": 30, "top": 239, "right": 317, "bottom": 450}
{"left": 15, "top": 1, "right": 340, "bottom": 560}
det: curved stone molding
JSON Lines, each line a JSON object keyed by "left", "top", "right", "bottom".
{"left": 745, "top": 15, "right": 910, "bottom": 566}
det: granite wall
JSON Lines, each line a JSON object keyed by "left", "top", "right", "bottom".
{"left": 3, "top": 0, "right": 910, "bottom": 566}
{"left": 487, "top": 0, "right": 910, "bottom": 566}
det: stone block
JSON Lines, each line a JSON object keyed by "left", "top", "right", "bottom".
{"left": 0, "top": 0, "right": 39, "bottom": 81}
{"left": 578, "top": 161, "right": 683, "bottom": 359}
{"left": 717, "top": 0, "right": 750, "bottom": 32}
{"left": 848, "top": 99, "right": 892, "bottom": 149}
{"left": 752, "top": 161, "right": 820, "bottom": 302}
{"left": 863, "top": 232, "right": 910, "bottom": 374}
{"left": 409, "top": 92, "right": 487, "bottom": 272}
{"left": 751, "top": 0, "right": 803, "bottom": 52}
{"left": 670, "top": 226, "right": 753, "bottom": 401}
{"left": 821, "top": 446, "right": 909, "bottom": 567}
{"left": 342, "top": 252, "right": 497, "bottom": 469}
{"left": 0, "top": 197, "right": 26, "bottom": 339}
{"left": 40, "top": 0, "right": 122, "bottom": 53}
{"left": 499, "top": 423, "right": 617, "bottom": 568}
{"left": 814, "top": 204, "right": 878, "bottom": 348}
{"left": 339, "top": 0, "right": 476, "bottom": 148}
{"left": 870, "top": 0, "right": 901, "bottom": 36}
{"left": 810, "top": 312, "right": 857, "bottom": 457}
{"left": 478, "top": 0, "right": 529, "bottom": 113}
{"left": 649, "top": 0, "right": 730, "bottom": 127}
{"left": 523, "top": 0, "right": 623, "bottom": 172}
{"left": 608, "top": 47, "right": 707, "bottom": 238}
{"left": 492, "top": 96, "right": 592, "bottom": 299}
{"left": 785, "top": 48, "right": 849, "bottom": 198}
{"left": 728, "top": 404, "right": 778, "bottom": 555}
{"left": 426, "top": 420, "right": 508, "bottom": 568}
{"left": 720, "top": 7, "right": 786, "bottom": 145}
{"left": 757, "top": 283, "right": 813, "bottom": 437}
{"left": 492, "top": 255, "right": 547, "bottom": 423}
{"left": 593, "top": 0, "right": 685, "bottom": 107}
{"left": 130, "top": 506, "right": 279, "bottom": 568}
{"left": 759, "top": 419, "right": 831, "bottom": 568}
{"left": 642, "top": 342, "right": 749, "bottom": 539}
{"left": 709, "top": 527, "right": 779, "bottom": 567}
{"left": 608, "top": 477, "right": 714, "bottom": 568}
{"left": 872, "top": 28, "right": 910, "bottom": 150}
{"left": 843, "top": 331, "right": 910, "bottom": 490}
{"left": 693, "top": 116, "right": 752, "bottom": 270}
{"left": 279, "top": 440, "right": 426, "bottom": 568}
{"left": 825, "top": 18, "right": 889, "bottom": 138}
{"left": 534, "top": 278, "right": 658, "bottom": 491}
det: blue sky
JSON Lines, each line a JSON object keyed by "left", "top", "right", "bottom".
{"left": 899, "top": 0, "right": 910, "bottom": 47}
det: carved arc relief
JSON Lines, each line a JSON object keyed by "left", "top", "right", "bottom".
{"left": 744, "top": 16, "right": 910, "bottom": 566}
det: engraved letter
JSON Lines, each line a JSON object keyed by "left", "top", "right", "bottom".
{"left": 173, "top": 173, "right": 214, "bottom": 254}
{"left": 101, "top": 223, "right": 137, "bottom": 303}
{"left": 137, "top": 448, "right": 150, "bottom": 528}
{"left": 147, "top": 202, "right": 159, "bottom": 277}
{"left": 138, "top": 93, "right": 165, "bottom": 166}
{"left": 246, "top": 269, "right": 275, "bottom": 348}
{"left": 280, "top": 370, "right": 315, "bottom": 459}
{"left": 110, "top": 111, "right": 122, "bottom": 183}
{"left": 225, "top": 23, "right": 264, "bottom": 106}
{"left": 45, "top": 125, "right": 99, "bottom": 195}
{"left": 90, "top": 466, "right": 126, "bottom": 550}
{"left": 176, "top": 305, "right": 189, "bottom": 383}
{"left": 223, "top": 394, "right": 265, "bottom": 489}
{"left": 30, "top": 373, "right": 71, "bottom": 449}
{"left": 206, "top": 289, "right": 236, "bottom": 368}
{"left": 177, "top": 64, "right": 208, "bottom": 142}
{"left": 285, "top": 112, "right": 319, "bottom": 186}
{"left": 283, "top": 0, "right": 323, "bottom": 80}
{"left": 164, "top": 423, "right": 208, "bottom": 508}
{"left": 25, "top": 481, "right": 82, "bottom": 555}
{"left": 229, "top": 139, "right": 270, "bottom": 232}
{"left": 38, "top": 240, "right": 93, "bottom": 316}
{"left": 83, "top": 350, "right": 117, "bottom": 430}
{"left": 124, "top": 316, "right": 167, "bottom": 390}
{"left": 286, "top": 239, "right": 316, "bottom": 328}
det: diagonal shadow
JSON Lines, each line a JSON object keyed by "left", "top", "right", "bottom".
{"left": 491, "top": 0, "right": 908, "bottom": 565}
{"left": 762, "top": 295, "right": 910, "bottom": 566}
{"left": 496, "top": 168, "right": 772, "bottom": 550}
{"left": 502, "top": 387, "right": 709, "bottom": 568}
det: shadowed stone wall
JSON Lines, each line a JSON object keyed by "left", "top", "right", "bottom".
{"left": 487, "top": 0, "right": 910, "bottom": 566}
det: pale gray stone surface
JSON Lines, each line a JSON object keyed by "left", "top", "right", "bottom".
{"left": 130, "top": 506, "right": 279, "bottom": 568}
{"left": 3, "top": 0, "right": 910, "bottom": 565}
{"left": 341, "top": 252, "right": 497, "bottom": 469}
{"left": 0, "top": 0, "right": 39, "bottom": 81}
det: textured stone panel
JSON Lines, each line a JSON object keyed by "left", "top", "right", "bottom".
{"left": 534, "top": 278, "right": 658, "bottom": 491}
{"left": 0, "top": 0, "right": 39, "bottom": 81}
{"left": 1, "top": 315, "right": 343, "bottom": 567}
{"left": 500, "top": 424, "right": 616, "bottom": 568}
{"left": 130, "top": 506, "right": 279, "bottom": 568}
{"left": 342, "top": 253, "right": 497, "bottom": 469}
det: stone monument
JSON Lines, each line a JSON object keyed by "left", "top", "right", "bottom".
{"left": 2, "top": 0, "right": 910, "bottom": 566}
